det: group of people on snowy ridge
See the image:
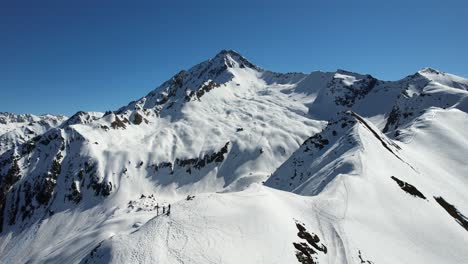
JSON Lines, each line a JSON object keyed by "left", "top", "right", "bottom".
{"left": 155, "top": 203, "right": 171, "bottom": 216}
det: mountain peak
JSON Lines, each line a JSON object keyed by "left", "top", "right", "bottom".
{"left": 418, "top": 67, "right": 443, "bottom": 75}
{"left": 211, "top": 49, "right": 259, "bottom": 70}
{"left": 117, "top": 50, "right": 261, "bottom": 113}
{"left": 216, "top": 49, "right": 241, "bottom": 57}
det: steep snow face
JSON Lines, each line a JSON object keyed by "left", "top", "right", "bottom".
{"left": 1, "top": 50, "right": 468, "bottom": 264}
{"left": 265, "top": 111, "right": 405, "bottom": 195}
{"left": 0, "top": 113, "right": 67, "bottom": 155}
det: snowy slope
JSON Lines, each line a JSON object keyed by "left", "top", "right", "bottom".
{"left": 84, "top": 107, "right": 468, "bottom": 264}
{"left": 383, "top": 69, "right": 468, "bottom": 135}
{"left": 0, "top": 50, "right": 467, "bottom": 264}
{"left": 81, "top": 186, "right": 334, "bottom": 264}
{"left": 0, "top": 113, "right": 67, "bottom": 155}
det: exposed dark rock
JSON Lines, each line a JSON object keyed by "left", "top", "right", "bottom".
{"left": 186, "top": 80, "right": 221, "bottom": 101}
{"left": 8, "top": 186, "right": 20, "bottom": 225}
{"left": 154, "top": 142, "right": 229, "bottom": 175}
{"left": 358, "top": 250, "right": 374, "bottom": 264}
{"left": 62, "top": 111, "right": 101, "bottom": 126}
{"left": 35, "top": 156, "right": 62, "bottom": 205}
{"left": 195, "top": 81, "right": 220, "bottom": 100}
{"left": 84, "top": 162, "right": 113, "bottom": 197}
{"left": 172, "top": 71, "right": 185, "bottom": 90}
{"left": 20, "top": 182, "right": 33, "bottom": 221}
{"left": 434, "top": 196, "right": 468, "bottom": 232}
{"left": 293, "top": 221, "right": 327, "bottom": 264}
{"left": 176, "top": 141, "right": 229, "bottom": 170}
{"left": 136, "top": 161, "right": 144, "bottom": 168}
{"left": 304, "top": 134, "right": 329, "bottom": 151}
{"left": 295, "top": 113, "right": 356, "bottom": 161}
{"left": 86, "top": 241, "right": 103, "bottom": 262}
{"left": 293, "top": 242, "right": 318, "bottom": 264}
{"left": 154, "top": 161, "right": 173, "bottom": 172}
{"left": 141, "top": 70, "right": 188, "bottom": 110}
{"left": 333, "top": 75, "right": 378, "bottom": 107}
{"left": 39, "top": 132, "right": 59, "bottom": 146}
{"left": 295, "top": 223, "right": 327, "bottom": 254}
{"left": 111, "top": 117, "right": 127, "bottom": 129}
{"left": 383, "top": 106, "right": 400, "bottom": 133}
{"left": 402, "top": 112, "right": 413, "bottom": 118}
{"left": 132, "top": 112, "right": 143, "bottom": 125}
{"left": 22, "top": 141, "right": 36, "bottom": 155}
{"left": 89, "top": 177, "right": 112, "bottom": 197}
{"left": 0, "top": 156, "right": 22, "bottom": 232}
{"left": 218, "top": 50, "right": 258, "bottom": 69}
{"left": 391, "top": 176, "right": 426, "bottom": 199}
{"left": 66, "top": 181, "right": 82, "bottom": 203}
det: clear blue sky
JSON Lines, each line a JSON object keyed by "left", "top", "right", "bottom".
{"left": 1, "top": 0, "right": 467, "bottom": 115}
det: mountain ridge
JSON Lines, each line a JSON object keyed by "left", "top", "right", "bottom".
{"left": 0, "top": 50, "right": 467, "bottom": 264}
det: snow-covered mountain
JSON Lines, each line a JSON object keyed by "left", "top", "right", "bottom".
{"left": 0, "top": 113, "right": 68, "bottom": 155}
{"left": 0, "top": 50, "right": 467, "bottom": 264}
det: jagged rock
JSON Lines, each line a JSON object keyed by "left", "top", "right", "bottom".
{"left": 111, "top": 117, "right": 127, "bottom": 129}
{"left": 434, "top": 196, "right": 468, "bottom": 232}
{"left": 391, "top": 176, "right": 426, "bottom": 199}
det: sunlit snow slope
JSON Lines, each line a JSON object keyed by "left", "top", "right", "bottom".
{"left": 1, "top": 50, "right": 467, "bottom": 264}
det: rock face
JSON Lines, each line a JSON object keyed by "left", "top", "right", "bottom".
{"left": 434, "top": 196, "right": 468, "bottom": 232}
{"left": 293, "top": 222, "right": 327, "bottom": 264}
{"left": 1, "top": 50, "right": 468, "bottom": 264}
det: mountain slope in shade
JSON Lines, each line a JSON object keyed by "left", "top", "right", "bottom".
{"left": 0, "top": 50, "right": 467, "bottom": 264}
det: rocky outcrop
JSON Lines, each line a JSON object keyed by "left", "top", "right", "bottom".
{"left": 293, "top": 221, "right": 327, "bottom": 264}
{"left": 0, "top": 154, "right": 21, "bottom": 232}
{"left": 185, "top": 80, "right": 221, "bottom": 101}
{"left": 391, "top": 176, "right": 426, "bottom": 199}
{"left": 434, "top": 196, "right": 468, "bottom": 232}
{"left": 153, "top": 142, "right": 230, "bottom": 175}
{"left": 330, "top": 72, "right": 378, "bottom": 107}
